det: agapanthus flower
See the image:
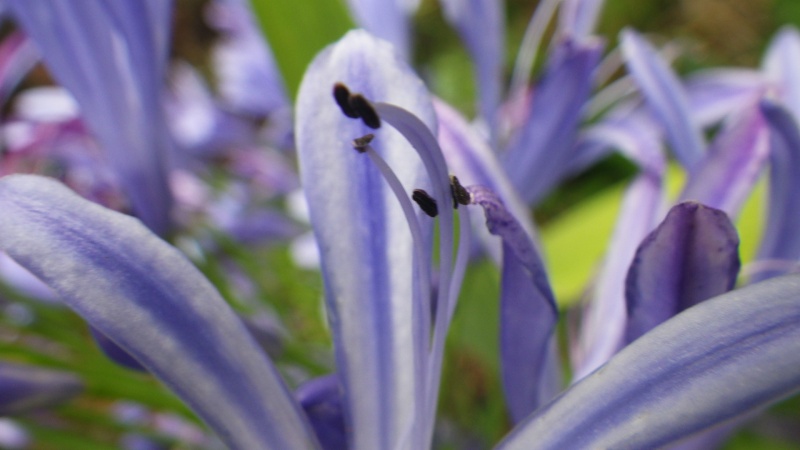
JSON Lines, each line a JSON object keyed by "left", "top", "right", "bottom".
{"left": 3, "top": 28, "right": 800, "bottom": 450}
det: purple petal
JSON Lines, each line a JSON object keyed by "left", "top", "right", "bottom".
{"left": 8, "top": 1, "right": 174, "bottom": 235}
{"left": 206, "top": 0, "right": 289, "bottom": 117}
{"left": 91, "top": 327, "right": 148, "bottom": 372}
{"left": 559, "top": 0, "right": 605, "bottom": 37}
{"left": 763, "top": 26, "right": 800, "bottom": 118}
{"left": 621, "top": 29, "right": 706, "bottom": 171}
{"left": 503, "top": 37, "right": 603, "bottom": 204}
{"left": 218, "top": 209, "right": 301, "bottom": 244}
{"left": 240, "top": 313, "right": 287, "bottom": 359}
{"left": 434, "top": 99, "right": 536, "bottom": 261}
{"left": 0, "top": 175, "right": 318, "bottom": 449}
{"left": 570, "top": 104, "right": 666, "bottom": 379}
{"left": 467, "top": 186, "right": 559, "bottom": 424}
{"left": 508, "top": 0, "right": 561, "bottom": 96}
{"left": 666, "top": 420, "right": 747, "bottom": 450}
{"left": 439, "top": 0, "right": 504, "bottom": 132}
{"left": 0, "top": 361, "right": 82, "bottom": 415}
{"left": 679, "top": 104, "right": 769, "bottom": 218}
{"left": 166, "top": 63, "right": 257, "bottom": 157}
{"left": 499, "top": 274, "right": 800, "bottom": 449}
{"left": 296, "top": 375, "right": 347, "bottom": 450}
{"left": 579, "top": 106, "right": 665, "bottom": 174}
{"left": 0, "top": 253, "right": 57, "bottom": 301}
{"left": 685, "top": 69, "right": 766, "bottom": 127}
{"left": 346, "top": 0, "right": 414, "bottom": 58}
{"left": 756, "top": 100, "right": 800, "bottom": 280}
{"left": 574, "top": 173, "right": 663, "bottom": 380}
{"left": 0, "top": 31, "right": 38, "bottom": 103}
{"left": 625, "top": 202, "right": 740, "bottom": 343}
{"left": 296, "top": 30, "right": 435, "bottom": 449}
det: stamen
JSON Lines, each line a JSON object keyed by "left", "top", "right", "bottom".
{"left": 412, "top": 189, "right": 439, "bottom": 218}
{"left": 333, "top": 83, "right": 359, "bottom": 118}
{"left": 449, "top": 176, "right": 471, "bottom": 208}
{"left": 347, "top": 98, "right": 466, "bottom": 446}
{"left": 353, "top": 142, "right": 433, "bottom": 388}
{"left": 349, "top": 94, "right": 382, "bottom": 129}
{"left": 352, "top": 134, "right": 375, "bottom": 153}
{"left": 510, "top": 0, "right": 563, "bottom": 96}
{"left": 446, "top": 205, "right": 471, "bottom": 324}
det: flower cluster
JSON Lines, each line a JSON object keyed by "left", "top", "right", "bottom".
{"left": 1, "top": 0, "right": 800, "bottom": 449}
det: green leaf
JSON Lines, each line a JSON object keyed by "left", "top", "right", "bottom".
{"left": 249, "top": 0, "right": 355, "bottom": 98}
{"left": 540, "top": 182, "right": 625, "bottom": 306}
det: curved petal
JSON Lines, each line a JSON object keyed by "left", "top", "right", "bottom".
{"left": 756, "top": 101, "right": 800, "bottom": 280}
{"left": 679, "top": 104, "right": 769, "bottom": 218}
{"left": 434, "top": 98, "right": 536, "bottom": 262}
{"left": 0, "top": 362, "right": 82, "bottom": 415}
{"left": 296, "top": 375, "right": 347, "bottom": 450}
{"left": 621, "top": 29, "right": 705, "bottom": 171}
{"left": 625, "top": 202, "right": 740, "bottom": 343}
{"left": 573, "top": 173, "right": 663, "bottom": 380}
{"left": 498, "top": 274, "right": 800, "bottom": 450}
{"left": 571, "top": 109, "right": 665, "bottom": 379}
{"left": 763, "top": 26, "right": 800, "bottom": 118}
{"left": 439, "top": 0, "right": 504, "bottom": 132}
{"left": 685, "top": 68, "right": 766, "bottom": 127}
{"left": 467, "top": 186, "right": 559, "bottom": 424}
{"left": 559, "top": 0, "right": 605, "bottom": 38}
{"left": 580, "top": 107, "right": 665, "bottom": 174}
{"left": 7, "top": 1, "right": 174, "bottom": 235}
{"left": 90, "top": 327, "right": 147, "bottom": 372}
{"left": 346, "top": 0, "right": 413, "bottom": 58}
{"left": 295, "top": 30, "right": 435, "bottom": 450}
{"left": 504, "top": 37, "right": 603, "bottom": 204}
{"left": 0, "top": 175, "right": 317, "bottom": 450}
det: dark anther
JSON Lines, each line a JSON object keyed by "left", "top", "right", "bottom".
{"left": 349, "top": 94, "right": 382, "bottom": 129}
{"left": 450, "top": 175, "right": 471, "bottom": 208}
{"left": 333, "top": 83, "right": 359, "bottom": 118}
{"left": 412, "top": 189, "right": 439, "bottom": 217}
{"left": 352, "top": 134, "right": 375, "bottom": 153}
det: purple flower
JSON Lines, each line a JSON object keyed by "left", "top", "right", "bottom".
{"left": 6, "top": 1, "right": 175, "bottom": 235}
{"left": 3, "top": 29, "right": 800, "bottom": 450}
{"left": 574, "top": 28, "right": 772, "bottom": 378}
{"left": 0, "top": 361, "right": 82, "bottom": 416}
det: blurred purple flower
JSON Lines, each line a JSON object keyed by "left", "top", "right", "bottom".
{"left": 205, "top": 0, "right": 289, "bottom": 119}
{"left": 574, "top": 28, "right": 771, "bottom": 379}
{"left": 0, "top": 361, "right": 83, "bottom": 416}
{"left": 7, "top": 1, "right": 176, "bottom": 236}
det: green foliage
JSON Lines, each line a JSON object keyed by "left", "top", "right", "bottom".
{"left": 249, "top": 0, "right": 355, "bottom": 98}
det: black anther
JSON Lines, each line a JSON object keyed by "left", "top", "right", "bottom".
{"left": 412, "top": 189, "right": 439, "bottom": 217}
{"left": 349, "top": 94, "right": 381, "bottom": 129}
{"left": 333, "top": 83, "right": 359, "bottom": 118}
{"left": 450, "top": 176, "right": 471, "bottom": 208}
